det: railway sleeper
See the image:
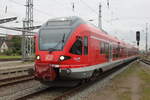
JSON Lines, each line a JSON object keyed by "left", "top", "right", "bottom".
{"left": 0, "top": 69, "right": 30, "bottom": 75}
{"left": 0, "top": 71, "right": 30, "bottom": 80}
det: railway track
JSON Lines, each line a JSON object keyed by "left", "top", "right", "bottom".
{"left": 0, "top": 64, "right": 43, "bottom": 100}
{"left": 12, "top": 59, "right": 137, "bottom": 100}
{"left": 0, "top": 64, "right": 34, "bottom": 87}
{"left": 0, "top": 65, "right": 33, "bottom": 80}
{"left": 140, "top": 59, "right": 150, "bottom": 65}
{"left": 0, "top": 60, "right": 21, "bottom": 65}
{"left": 0, "top": 79, "right": 49, "bottom": 100}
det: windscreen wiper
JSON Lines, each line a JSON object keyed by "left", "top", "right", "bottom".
{"left": 48, "top": 33, "right": 66, "bottom": 52}
{"left": 48, "top": 41, "right": 61, "bottom": 52}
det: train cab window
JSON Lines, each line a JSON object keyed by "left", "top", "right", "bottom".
{"left": 84, "top": 36, "right": 88, "bottom": 55}
{"left": 70, "top": 37, "right": 82, "bottom": 55}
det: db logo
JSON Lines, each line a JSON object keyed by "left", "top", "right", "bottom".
{"left": 74, "top": 57, "right": 80, "bottom": 62}
{"left": 45, "top": 55, "right": 53, "bottom": 61}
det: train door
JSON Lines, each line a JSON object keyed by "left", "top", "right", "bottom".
{"left": 109, "top": 44, "right": 113, "bottom": 62}
{"left": 69, "top": 36, "right": 84, "bottom": 65}
{"left": 69, "top": 32, "right": 90, "bottom": 66}
{"left": 81, "top": 32, "right": 90, "bottom": 65}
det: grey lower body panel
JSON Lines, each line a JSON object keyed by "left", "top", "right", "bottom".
{"left": 59, "top": 56, "right": 137, "bottom": 80}
{"left": 59, "top": 69, "right": 93, "bottom": 80}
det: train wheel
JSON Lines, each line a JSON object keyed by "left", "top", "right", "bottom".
{"left": 90, "top": 70, "right": 99, "bottom": 81}
{"left": 79, "top": 79, "right": 86, "bottom": 85}
{"left": 90, "top": 69, "right": 103, "bottom": 81}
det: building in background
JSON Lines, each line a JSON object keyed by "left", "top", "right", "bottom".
{"left": 0, "top": 34, "right": 18, "bottom": 53}
{"left": 0, "top": 35, "right": 7, "bottom": 53}
{"left": 0, "top": 41, "right": 8, "bottom": 53}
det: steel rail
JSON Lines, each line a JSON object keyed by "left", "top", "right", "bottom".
{"left": 0, "top": 75, "right": 34, "bottom": 87}
{"left": 140, "top": 59, "right": 150, "bottom": 65}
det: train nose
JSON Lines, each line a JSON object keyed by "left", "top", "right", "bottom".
{"left": 35, "top": 64, "right": 57, "bottom": 81}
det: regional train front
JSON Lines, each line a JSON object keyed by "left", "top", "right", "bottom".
{"left": 34, "top": 17, "right": 87, "bottom": 82}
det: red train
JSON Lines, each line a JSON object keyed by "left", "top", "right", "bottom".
{"left": 34, "top": 17, "right": 138, "bottom": 82}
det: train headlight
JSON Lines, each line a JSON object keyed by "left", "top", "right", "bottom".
{"left": 36, "top": 55, "right": 40, "bottom": 60}
{"left": 60, "top": 56, "right": 65, "bottom": 61}
{"left": 59, "top": 55, "right": 71, "bottom": 61}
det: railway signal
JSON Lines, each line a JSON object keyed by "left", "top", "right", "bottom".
{"left": 107, "top": 0, "right": 110, "bottom": 8}
{"left": 136, "top": 31, "right": 140, "bottom": 46}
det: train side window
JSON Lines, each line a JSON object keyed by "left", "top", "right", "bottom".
{"left": 105, "top": 43, "right": 109, "bottom": 59}
{"left": 70, "top": 37, "right": 82, "bottom": 55}
{"left": 84, "top": 36, "right": 88, "bottom": 55}
{"left": 100, "top": 42, "right": 105, "bottom": 54}
{"left": 105, "top": 43, "right": 109, "bottom": 55}
{"left": 117, "top": 45, "right": 120, "bottom": 58}
{"left": 113, "top": 44, "right": 117, "bottom": 58}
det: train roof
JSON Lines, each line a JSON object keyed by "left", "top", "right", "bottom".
{"left": 84, "top": 19, "right": 136, "bottom": 49}
{"left": 40, "top": 16, "right": 137, "bottom": 49}
{"left": 40, "top": 16, "right": 85, "bottom": 29}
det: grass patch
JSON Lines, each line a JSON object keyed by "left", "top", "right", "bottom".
{"left": 116, "top": 62, "right": 150, "bottom": 100}
{"left": 118, "top": 91, "right": 131, "bottom": 100}
{"left": 138, "top": 68, "right": 150, "bottom": 100}
{"left": 141, "top": 87, "right": 150, "bottom": 100}
{"left": 138, "top": 70, "right": 150, "bottom": 83}
{"left": 115, "top": 62, "right": 138, "bottom": 79}
{"left": 87, "top": 61, "right": 150, "bottom": 100}
{"left": 98, "top": 62, "right": 150, "bottom": 100}
{"left": 0, "top": 55, "right": 21, "bottom": 59}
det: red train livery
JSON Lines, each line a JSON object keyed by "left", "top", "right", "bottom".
{"left": 34, "top": 17, "right": 138, "bottom": 82}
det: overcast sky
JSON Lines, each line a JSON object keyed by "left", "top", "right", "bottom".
{"left": 0, "top": 0, "right": 150, "bottom": 50}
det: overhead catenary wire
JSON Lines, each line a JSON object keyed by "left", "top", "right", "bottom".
{"left": 0, "top": 0, "right": 24, "bottom": 22}
{"left": 9, "top": 0, "right": 54, "bottom": 17}
{"left": 79, "top": 0, "right": 113, "bottom": 25}
{"left": 5, "top": 0, "right": 114, "bottom": 28}
{"left": 80, "top": 0, "right": 98, "bottom": 15}
{"left": 53, "top": 0, "right": 71, "bottom": 10}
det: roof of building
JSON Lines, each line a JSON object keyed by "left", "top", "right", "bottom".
{"left": 0, "top": 40, "right": 14, "bottom": 48}
{"left": 5, "top": 41, "right": 14, "bottom": 48}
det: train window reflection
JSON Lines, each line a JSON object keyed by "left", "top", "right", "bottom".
{"left": 84, "top": 36, "right": 88, "bottom": 55}
{"left": 70, "top": 37, "right": 82, "bottom": 55}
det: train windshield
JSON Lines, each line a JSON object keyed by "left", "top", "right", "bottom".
{"left": 39, "top": 28, "right": 71, "bottom": 51}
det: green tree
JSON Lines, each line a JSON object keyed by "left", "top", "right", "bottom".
{"left": 11, "top": 36, "right": 21, "bottom": 55}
